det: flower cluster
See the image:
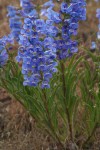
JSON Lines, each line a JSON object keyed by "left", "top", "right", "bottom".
{"left": 0, "top": 0, "right": 86, "bottom": 88}
{"left": 16, "top": 0, "right": 58, "bottom": 88}
{"left": 7, "top": 5, "right": 22, "bottom": 41}
{"left": 42, "top": 0, "right": 86, "bottom": 60}
{"left": 20, "top": 0, "right": 36, "bottom": 16}
{"left": 0, "top": 39, "right": 8, "bottom": 67}
{"left": 91, "top": 0, "right": 100, "bottom": 50}
{"left": 96, "top": 8, "right": 100, "bottom": 40}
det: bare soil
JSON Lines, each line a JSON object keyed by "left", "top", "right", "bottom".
{"left": 0, "top": 88, "right": 52, "bottom": 150}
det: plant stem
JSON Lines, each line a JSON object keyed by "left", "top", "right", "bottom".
{"left": 42, "top": 89, "right": 65, "bottom": 150}
{"left": 82, "top": 123, "right": 98, "bottom": 149}
{"left": 60, "top": 62, "right": 74, "bottom": 142}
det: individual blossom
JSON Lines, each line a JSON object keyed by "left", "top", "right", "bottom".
{"left": 41, "top": 0, "right": 55, "bottom": 16}
{"left": 20, "top": 0, "right": 34, "bottom": 14}
{"left": 90, "top": 41, "right": 97, "bottom": 52}
{"left": 2, "top": 34, "right": 14, "bottom": 45}
{"left": 19, "top": 0, "right": 38, "bottom": 18}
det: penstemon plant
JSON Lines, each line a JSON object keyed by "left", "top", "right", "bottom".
{"left": 0, "top": 0, "right": 100, "bottom": 149}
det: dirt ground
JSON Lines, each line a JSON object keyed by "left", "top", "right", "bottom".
{"left": 0, "top": 0, "right": 100, "bottom": 150}
{"left": 0, "top": 88, "right": 53, "bottom": 150}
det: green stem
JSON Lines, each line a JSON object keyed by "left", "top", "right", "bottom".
{"left": 60, "top": 62, "right": 74, "bottom": 142}
{"left": 42, "top": 90, "right": 65, "bottom": 149}
{"left": 82, "top": 123, "right": 98, "bottom": 149}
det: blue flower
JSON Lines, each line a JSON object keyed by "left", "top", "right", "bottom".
{"left": 96, "top": 8, "right": 100, "bottom": 19}
{"left": 7, "top": 6, "right": 17, "bottom": 17}
{"left": 7, "top": 6, "right": 22, "bottom": 41}
{"left": 96, "top": 8, "right": 100, "bottom": 40}
{"left": 16, "top": 15, "right": 58, "bottom": 88}
{"left": 0, "top": 39, "right": 8, "bottom": 67}
{"left": 90, "top": 41, "right": 97, "bottom": 51}
{"left": 20, "top": 0, "right": 35, "bottom": 15}
{"left": 42, "top": 0, "right": 86, "bottom": 60}
{"left": 43, "top": 0, "right": 54, "bottom": 8}
{"left": 3, "top": 0, "right": 86, "bottom": 89}
{"left": 61, "top": 2, "right": 68, "bottom": 13}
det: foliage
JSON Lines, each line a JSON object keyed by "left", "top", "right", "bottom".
{"left": 0, "top": 51, "right": 100, "bottom": 149}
